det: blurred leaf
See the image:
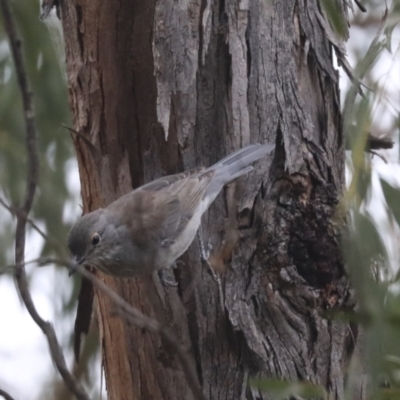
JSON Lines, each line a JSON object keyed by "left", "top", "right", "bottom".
{"left": 380, "top": 179, "right": 400, "bottom": 228}
{"left": 343, "top": 211, "right": 388, "bottom": 314}
{"left": 324, "top": 309, "right": 373, "bottom": 325}
{"left": 385, "top": 355, "right": 400, "bottom": 368}
{"left": 347, "top": 96, "right": 373, "bottom": 206}
{"left": 320, "top": 0, "right": 348, "bottom": 39}
{"left": 385, "top": 2, "right": 400, "bottom": 53}
{"left": 381, "top": 387, "right": 400, "bottom": 399}
{"left": 250, "top": 378, "right": 326, "bottom": 400}
{"left": 387, "top": 314, "right": 400, "bottom": 329}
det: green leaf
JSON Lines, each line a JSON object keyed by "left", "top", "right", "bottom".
{"left": 381, "top": 387, "right": 400, "bottom": 399}
{"left": 385, "top": 4, "right": 400, "bottom": 53}
{"left": 320, "top": 0, "right": 348, "bottom": 39}
{"left": 380, "top": 179, "right": 400, "bottom": 228}
{"left": 250, "top": 378, "right": 326, "bottom": 399}
{"left": 385, "top": 355, "right": 400, "bottom": 368}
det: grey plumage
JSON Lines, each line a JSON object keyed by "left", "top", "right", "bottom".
{"left": 67, "top": 143, "right": 274, "bottom": 277}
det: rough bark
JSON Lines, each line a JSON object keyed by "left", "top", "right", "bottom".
{"left": 61, "top": 0, "right": 358, "bottom": 399}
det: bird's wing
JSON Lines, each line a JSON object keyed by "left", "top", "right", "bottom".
{"left": 139, "top": 167, "right": 205, "bottom": 192}
{"left": 142, "top": 169, "right": 215, "bottom": 243}
{"left": 171, "top": 170, "right": 215, "bottom": 231}
{"left": 108, "top": 169, "right": 214, "bottom": 246}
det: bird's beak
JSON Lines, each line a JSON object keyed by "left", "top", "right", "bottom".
{"left": 68, "top": 256, "right": 84, "bottom": 277}
{"left": 68, "top": 265, "right": 77, "bottom": 277}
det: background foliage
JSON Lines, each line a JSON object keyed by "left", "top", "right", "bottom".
{"left": 0, "top": 0, "right": 71, "bottom": 262}
{"left": 0, "top": 1, "right": 100, "bottom": 399}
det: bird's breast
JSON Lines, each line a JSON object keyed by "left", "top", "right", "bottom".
{"left": 154, "top": 204, "right": 204, "bottom": 268}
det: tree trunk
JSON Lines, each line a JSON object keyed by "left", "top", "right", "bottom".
{"left": 60, "top": 0, "right": 357, "bottom": 399}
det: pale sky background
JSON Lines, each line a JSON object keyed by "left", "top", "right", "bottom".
{"left": 0, "top": 4, "right": 399, "bottom": 400}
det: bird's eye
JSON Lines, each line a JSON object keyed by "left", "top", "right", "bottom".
{"left": 92, "top": 233, "right": 101, "bottom": 246}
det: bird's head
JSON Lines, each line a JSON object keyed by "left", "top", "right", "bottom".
{"left": 67, "top": 209, "right": 122, "bottom": 275}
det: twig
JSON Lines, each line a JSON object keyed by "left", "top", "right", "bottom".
{"left": 369, "top": 150, "right": 388, "bottom": 164}
{"left": 0, "top": 1, "right": 89, "bottom": 399}
{"left": 75, "top": 263, "right": 206, "bottom": 400}
{"left": 354, "top": 0, "right": 367, "bottom": 13}
{"left": 18, "top": 257, "right": 206, "bottom": 400}
{"left": 62, "top": 123, "right": 102, "bottom": 166}
{"left": 0, "top": 388, "right": 16, "bottom": 400}
{"left": 2, "top": 256, "right": 49, "bottom": 270}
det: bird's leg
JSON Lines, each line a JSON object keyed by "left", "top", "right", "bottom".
{"left": 197, "top": 225, "right": 224, "bottom": 311}
{"left": 197, "top": 225, "right": 219, "bottom": 283}
{"left": 158, "top": 266, "right": 178, "bottom": 287}
{"left": 197, "top": 225, "right": 209, "bottom": 260}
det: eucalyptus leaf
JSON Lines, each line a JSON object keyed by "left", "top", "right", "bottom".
{"left": 250, "top": 378, "right": 326, "bottom": 400}
{"left": 380, "top": 179, "right": 400, "bottom": 228}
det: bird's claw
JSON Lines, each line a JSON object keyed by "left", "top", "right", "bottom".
{"left": 197, "top": 228, "right": 212, "bottom": 261}
{"left": 158, "top": 268, "right": 178, "bottom": 287}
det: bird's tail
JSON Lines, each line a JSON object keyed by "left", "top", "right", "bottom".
{"left": 205, "top": 143, "right": 275, "bottom": 200}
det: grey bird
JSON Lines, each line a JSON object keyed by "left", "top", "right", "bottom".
{"left": 67, "top": 143, "right": 275, "bottom": 277}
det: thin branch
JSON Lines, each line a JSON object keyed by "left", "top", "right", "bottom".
{"left": 22, "top": 257, "right": 206, "bottom": 400}
{"left": 62, "top": 123, "right": 102, "bottom": 166}
{"left": 2, "top": 257, "right": 48, "bottom": 271}
{"left": 369, "top": 150, "right": 388, "bottom": 164}
{"left": 0, "top": 388, "right": 16, "bottom": 400}
{"left": 0, "top": 1, "right": 89, "bottom": 399}
{"left": 73, "top": 262, "right": 206, "bottom": 400}
{"left": 353, "top": 0, "right": 367, "bottom": 13}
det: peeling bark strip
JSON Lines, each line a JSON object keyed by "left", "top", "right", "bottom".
{"left": 153, "top": 1, "right": 201, "bottom": 142}
{"left": 61, "top": 0, "right": 359, "bottom": 399}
